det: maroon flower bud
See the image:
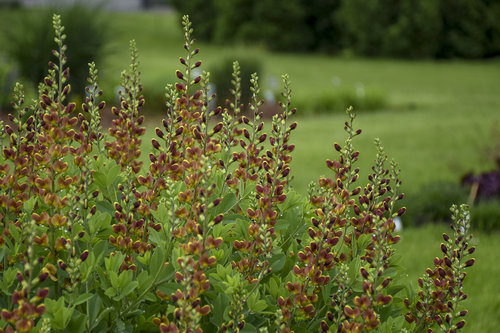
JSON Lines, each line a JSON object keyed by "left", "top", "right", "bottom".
{"left": 80, "top": 251, "right": 89, "bottom": 262}
{"left": 36, "top": 288, "right": 49, "bottom": 299}
{"left": 179, "top": 57, "right": 186, "bottom": 65}
{"left": 360, "top": 268, "right": 369, "bottom": 279}
{"left": 175, "top": 83, "right": 186, "bottom": 92}
{"left": 38, "top": 272, "right": 49, "bottom": 282}
{"left": 152, "top": 139, "right": 160, "bottom": 149}
{"left": 58, "top": 260, "right": 67, "bottom": 271}
{"left": 176, "top": 70, "right": 184, "bottom": 80}
{"left": 114, "top": 202, "right": 123, "bottom": 212}
{"left": 98, "top": 101, "right": 106, "bottom": 110}
{"left": 5, "top": 125, "right": 13, "bottom": 135}
{"left": 193, "top": 76, "right": 201, "bottom": 84}
{"left": 441, "top": 244, "right": 447, "bottom": 254}
{"left": 213, "top": 214, "right": 224, "bottom": 225}
{"left": 464, "top": 259, "right": 475, "bottom": 267}
{"left": 62, "top": 85, "right": 71, "bottom": 96}
{"left": 444, "top": 257, "right": 452, "bottom": 267}
{"left": 397, "top": 207, "right": 406, "bottom": 216}
{"left": 154, "top": 128, "right": 164, "bottom": 139}
{"left": 468, "top": 247, "right": 475, "bottom": 254}
{"left": 213, "top": 122, "right": 223, "bottom": 133}
{"left": 90, "top": 205, "right": 97, "bottom": 215}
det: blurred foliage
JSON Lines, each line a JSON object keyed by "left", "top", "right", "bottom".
{"left": 293, "top": 86, "right": 387, "bottom": 115}
{"left": 471, "top": 199, "right": 500, "bottom": 231}
{"left": 403, "top": 182, "right": 468, "bottom": 227}
{"left": 171, "top": 0, "right": 500, "bottom": 58}
{"left": 1, "top": 4, "right": 109, "bottom": 100}
{"left": 209, "top": 55, "right": 262, "bottom": 109}
{"left": 0, "top": 58, "right": 9, "bottom": 112}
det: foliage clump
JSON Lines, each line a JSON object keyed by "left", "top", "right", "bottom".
{"left": 0, "top": 14, "right": 475, "bottom": 333}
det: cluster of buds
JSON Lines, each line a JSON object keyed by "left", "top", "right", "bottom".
{"left": 278, "top": 109, "right": 362, "bottom": 329}
{"left": 105, "top": 40, "right": 145, "bottom": 174}
{"left": 152, "top": 16, "right": 226, "bottom": 331}
{"left": 232, "top": 74, "right": 297, "bottom": 285}
{"left": 404, "top": 204, "right": 475, "bottom": 332}
{"left": 104, "top": 40, "right": 160, "bottom": 272}
{"left": 1, "top": 218, "right": 49, "bottom": 333}
{"left": 0, "top": 83, "right": 36, "bottom": 256}
{"left": 278, "top": 109, "right": 405, "bottom": 332}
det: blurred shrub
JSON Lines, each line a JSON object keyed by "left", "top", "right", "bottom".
{"left": 209, "top": 56, "right": 262, "bottom": 109}
{"left": 382, "top": 0, "right": 442, "bottom": 58}
{"left": 293, "top": 86, "right": 387, "bottom": 115}
{"left": 2, "top": 5, "right": 108, "bottom": 99}
{"left": 337, "top": 0, "right": 398, "bottom": 57}
{"left": 436, "top": 0, "right": 500, "bottom": 59}
{"left": 471, "top": 199, "right": 500, "bottom": 231}
{"left": 171, "top": 0, "right": 500, "bottom": 59}
{"left": 170, "top": 0, "right": 216, "bottom": 41}
{"left": 403, "top": 182, "right": 468, "bottom": 227}
{"left": 0, "top": 58, "right": 9, "bottom": 112}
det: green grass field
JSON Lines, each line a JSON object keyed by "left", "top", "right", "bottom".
{"left": 1, "top": 8, "right": 500, "bottom": 332}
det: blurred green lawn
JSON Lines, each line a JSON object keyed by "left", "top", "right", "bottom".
{"left": 1, "top": 8, "right": 499, "bottom": 332}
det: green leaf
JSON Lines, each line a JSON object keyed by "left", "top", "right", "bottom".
{"left": 215, "top": 192, "right": 238, "bottom": 215}
{"left": 45, "top": 297, "right": 74, "bottom": 330}
{"left": 268, "top": 277, "right": 279, "bottom": 298}
{"left": 115, "top": 281, "right": 138, "bottom": 301}
{"left": 240, "top": 322, "right": 257, "bottom": 333}
{"left": 105, "top": 252, "right": 125, "bottom": 273}
{"left": 210, "top": 293, "right": 231, "bottom": 327}
{"left": 247, "top": 292, "right": 267, "bottom": 313}
{"left": 269, "top": 253, "right": 286, "bottom": 273}
{"left": 67, "top": 310, "right": 86, "bottom": 333}
{"left": 88, "top": 295, "right": 102, "bottom": 329}
{"left": 150, "top": 247, "right": 165, "bottom": 276}
{"left": 74, "top": 293, "right": 93, "bottom": 306}
{"left": 351, "top": 231, "right": 358, "bottom": 257}
{"left": 148, "top": 228, "right": 165, "bottom": 248}
{"left": 108, "top": 271, "right": 119, "bottom": 289}
{"left": 104, "top": 287, "right": 116, "bottom": 298}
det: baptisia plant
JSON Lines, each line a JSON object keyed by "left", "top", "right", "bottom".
{"left": 0, "top": 14, "right": 475, "bottom": 333}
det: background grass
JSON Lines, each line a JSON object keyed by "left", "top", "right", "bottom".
{"left": 1, "top": 8, "right": 499, "bottom": 332}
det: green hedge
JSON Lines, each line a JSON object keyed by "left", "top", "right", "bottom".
{"left": 171, "top": 0, "right": 500, "bottom": 59}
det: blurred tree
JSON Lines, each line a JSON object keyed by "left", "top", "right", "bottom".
{"left": 383, "top": 0, "right": 441, "bottom": 58}
{"left": 169, "top": 0, "right": 500, "bottom": 59}
{"left": 170, "top": 0, "right": 217, "bottom": 41}
{"left": 3, "top": 4, "right": 108, "bottom": 98}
